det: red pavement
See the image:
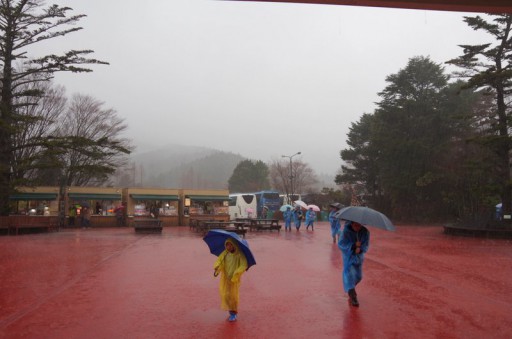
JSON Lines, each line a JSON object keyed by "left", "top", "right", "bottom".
{"left": 0, "top": 222, "right": 511, "bottom": 339}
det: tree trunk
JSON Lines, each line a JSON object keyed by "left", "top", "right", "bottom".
{"left": 0, "top": 30, "right": 14, "bottom": 216}
{"left": 0, "top": 127, "right": 12, "bottom": 216}
{"left": 496, "top": 83, "right": 511, "bottom": 225}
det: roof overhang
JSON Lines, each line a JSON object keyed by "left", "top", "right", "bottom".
{"left": 10, "top": 193, "right": 58, "bottom": 201}
{"left": 68, "top": 193, "right": 121, "bottom": 200}
{"left": 227, "top": 0, "right": 512, "bottom": 14}
{"left": 130, "top": 194, "right": 180, "bottom": 201}
{"left": 186, "top": 195, "right": 230, "bottom": 201}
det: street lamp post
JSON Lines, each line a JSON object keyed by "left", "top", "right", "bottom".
{"left": 281, "top": 151, "right": 301, "bottom": 205}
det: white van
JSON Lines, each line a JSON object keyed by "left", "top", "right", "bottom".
{"left": 229, "top": 193, "right": 257, "bottom": 220}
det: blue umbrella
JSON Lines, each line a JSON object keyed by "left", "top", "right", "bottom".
{"left": 203, "top": 230, "right": 256, "bottom": 270}
{"left": 334, "top": 206, "right": 395, "bottom": 231}
{"left": 279, "top": 204, "right": 293, "bottom": 212}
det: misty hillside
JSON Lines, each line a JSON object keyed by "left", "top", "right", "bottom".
{"left": 130, "top": 144, "right": 246, "bottom": 189}
{"left": 123, "top": 143, "right": 337, "bottom": 191}
{"left": 132, "top": 144, "right": 216, "bottom": 170}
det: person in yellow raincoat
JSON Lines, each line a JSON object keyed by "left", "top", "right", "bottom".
{"left": 213, "top": 238, "right": 248, "bottom": 322}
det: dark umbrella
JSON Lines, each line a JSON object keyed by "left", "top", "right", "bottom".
{"left": 334, "top": 206, "right": 395, "bottom": 231}
{"left": 80, "top": 201, "right": 90, "bottom": 208}
{"left": 203, "top": 230, "right": 256, "bottom": 270}
{"left": 329, "top": 202, "right": 344, "bottom": 209}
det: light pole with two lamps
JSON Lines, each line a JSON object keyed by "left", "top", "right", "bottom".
{"left": 281, "top": 151, "right": 301, "bottom": 205}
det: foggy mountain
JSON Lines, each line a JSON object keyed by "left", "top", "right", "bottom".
{"left": 129, "top": 144, "right": 246, "bottom": 189}
{"left": 124, "top": 143, "right": 337, "bottom": 190}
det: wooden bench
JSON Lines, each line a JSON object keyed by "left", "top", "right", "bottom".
{"left": 133, "top": 218, "right": 162, "bottom": 233}
{"left": 9, "top": 217, "right": 59, "bottom": 235}
{"left": 0, "top": 224, "right": 9, "bottom": 235}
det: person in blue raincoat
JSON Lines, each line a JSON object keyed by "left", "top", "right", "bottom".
{"left": 292, "top": 206, "right": 303, "bottom": 230}
{"left": 305, "top": 208, "right": 316, "bottom": 230}
{"left": 338, "top": 220, "right": 370, "bottom": 307}
{"left": 283, "top": 207, "right": 293, "bottom": 231}
{"left": 329, "top": 205, "right": 341, "bottom": 243}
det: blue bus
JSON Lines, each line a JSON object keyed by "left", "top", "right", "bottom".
{"left": 253, "top": 190, "right": 281, "bottom": 218}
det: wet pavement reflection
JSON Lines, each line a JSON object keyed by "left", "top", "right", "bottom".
{"left": 0, "top": 223, "right": 511, "bottom": 338}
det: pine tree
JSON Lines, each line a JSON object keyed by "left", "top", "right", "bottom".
{"left": 0, "top": 1, "right": 108, "bottom": 215}
{"left": 447, "top": 14, "right": 512, "bottom": 223}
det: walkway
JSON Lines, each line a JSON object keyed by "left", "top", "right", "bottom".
{"left": 1, "top": 223, "right": 511, "bottom": 338}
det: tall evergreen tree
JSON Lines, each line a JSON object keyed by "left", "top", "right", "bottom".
{"left": 371, "top": 56, "right": 451, "bottom": 219}
{"left": 0, "top": 0, "right": 108, "bottom": 215}
{"left": 437, "top": 82, "right": 500, "bottom": 223}
{"left": 337, "top": 55, "right": 453, "bottom": 218}
{"left": 335, "top": 113, "right": 384, "bottom": 208}
{"left": 12, "top": 80, "right": 66, "bottom": 185}
{"left": 447, "top": 14, "right": 512, "bottom": 222}
{"left": 228, "top": 160, "right": 270, "bottom": 192}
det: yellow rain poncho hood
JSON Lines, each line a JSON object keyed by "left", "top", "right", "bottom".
{"left": 214, "top": 239, "right": 248, "bottom": 312}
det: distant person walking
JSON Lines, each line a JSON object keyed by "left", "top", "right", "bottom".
{"left": 68, "top": 206, "right": 76, "bottom": 226}
{"left": 293, "top": 206, "right": 303, "bottom": 230}
{"left": 115, "top": 205, "right": 125, "bottom": 226}
{"left": 283, "top": 207, "right": 292, "bottom": 231}
{"left": 82, "top": 207, "right": 91, "bottom": 228}
{"left": 150, "top": 204, "right": 159, "bottom": 218}
{"left": 305, "top": 208, "right": 315, "bottom": 230}
{"left": 329, "top": 204, "right": 341, "bottom": 243}
{"left": 338, "top": 220, "right": 370, "bottom": 307}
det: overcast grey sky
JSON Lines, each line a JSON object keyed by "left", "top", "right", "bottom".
{"left": 43, "top": 0, "right": 489, "bottom": 175}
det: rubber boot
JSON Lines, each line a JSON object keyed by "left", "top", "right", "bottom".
{"left": 348, "top": 289, "right": 359, "bottom": 307}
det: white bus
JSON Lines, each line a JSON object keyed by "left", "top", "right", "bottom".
{"left": 229, "top": 193, "right": 257, "bottom": 220}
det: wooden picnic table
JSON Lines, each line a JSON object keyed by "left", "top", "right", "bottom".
{"left": 196, "top": 220, "right": 247, "bottom": 237}
{"left": 189, "top": 217, "right": 229, "bottom": 229}
{"left": 237, "top": 218, "right": 281, "bottom": 232}
{"left": 234, "top": 217, "right": 253, "bottom": 223}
